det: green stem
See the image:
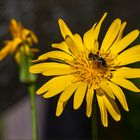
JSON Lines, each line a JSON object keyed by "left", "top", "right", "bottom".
{"left": 92, "top": 96, "right": 98, "bottom": 140}
{"left": 28, "top": 84, "right": 38, "bottom": 140}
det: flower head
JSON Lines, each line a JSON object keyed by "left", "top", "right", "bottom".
{"left": 0, "top": 19, "right": 38, "bottom": 63}
{"left": 30, "top": 13, "right": 140, "bottom": 127}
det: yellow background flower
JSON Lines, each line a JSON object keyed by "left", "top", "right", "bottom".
{"left": 0, "top": 19, "right": 38, "bottom": 63}
{"left": 30, "top": 13, "right": 140, "bottom": 127}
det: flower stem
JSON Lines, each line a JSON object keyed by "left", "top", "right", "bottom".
{"left": 92, "top": 96, "right": 98, "bottom": 140}
{"left": 28, "top": 84, "right": 38, "bottom": 140}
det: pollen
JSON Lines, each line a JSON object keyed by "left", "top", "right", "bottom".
{"left": 71, "top": 52, "right": 112, "bottom": 89}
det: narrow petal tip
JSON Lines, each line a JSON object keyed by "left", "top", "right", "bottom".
{"left": 103, "top": 123, "right": 108, "bottom": 127}
{"left": 36, "top": 91, "right": 41, "bottom": 95}
{"left": 56, "top": 111, "right": 62, "bottom": 117}
{"left": 73, "top": 104, "right": 78, "bottom": 110}
{"left": 115, "top": 18, "right": 121, "bottom": 23}
{"left": 31, "top": 58, "right": 45, "bottom": 63}
{"left": 103, "top": 12, "right": 107, "bottom": 17}
{"left": 135, "top": 29, "right": 139, "bottom": 33}
{"left": 56, "top": 101, "right": 64, "bottom": 116}
{"left": 56, "top": 113, "right": 61, "bottom": 117}
{"left": 42, "top": 93, "right": 49, "bottom": 98}
{"left": 36, "top": 89, "right": 44, "bottom": 95}
{"left": 86, "top": 113, "right": 91, "bottom": 118}
{"left": 116, "top": 114, "right": 121, "bottom": 121}
{"left": 29, "top": 67, "right": 33, "bottom": 73}
{"left": 118, "top": 118, "right": 121, "bottom": 122}
{"left": 133, "top": 29, "right": 139, "bottom": 38}
{"left": 58, "top": 18, "right": 64, "bottom": 25}
{"left": 125, "top": 106, "right": 129, "bottom": 112}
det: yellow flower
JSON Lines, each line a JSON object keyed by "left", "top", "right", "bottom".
{"left": 30, "top": 13, "right": 140, "bottom": 127}
{"left": 0, "top": 19, "right": 38, "bottom": 63}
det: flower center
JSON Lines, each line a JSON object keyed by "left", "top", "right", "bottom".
{"left": 72, "top": 52, "right": 113, "bottom": 89}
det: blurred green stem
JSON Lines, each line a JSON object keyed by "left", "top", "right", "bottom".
{"left": 19, "top": 43, "right": 38, "bottom": 140}
{"left": 28, "top": 84, "right": 38, "bottom": 140}
{"left": 92, "top": 96, "right": 98, "bottom": 140}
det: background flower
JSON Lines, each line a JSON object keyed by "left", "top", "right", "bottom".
{"left": 0, "top": 19, "right": 38, "bottom": 63}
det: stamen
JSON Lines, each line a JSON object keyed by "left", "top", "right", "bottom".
{"left": 71, "top": 52, "right": 113, "bottom": 89}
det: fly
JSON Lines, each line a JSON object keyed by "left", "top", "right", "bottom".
{"left": 88, "top": 52, "right": 106, "bottom": 67}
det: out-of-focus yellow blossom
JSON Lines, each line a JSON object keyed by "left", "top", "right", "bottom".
{"left": 0, "top": 19, "right": 38, "bottom": 63}
{"left": 30, "top": 13, "right": 140, "bottom": 127}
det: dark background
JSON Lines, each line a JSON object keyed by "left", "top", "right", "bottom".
{"left": 0, "top": 0, "right": 140, "bottom": 139}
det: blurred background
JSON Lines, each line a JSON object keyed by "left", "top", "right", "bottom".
{"left": 0, "top": 0, "right": 140, "bottom": 139}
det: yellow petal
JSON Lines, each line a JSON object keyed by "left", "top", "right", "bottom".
{"left": 58, "top": 18, "right": 74, "bottom": 40}
{"left": 113, "top": 22, "right": 127, "bottom": 43}
{"left": 73, "top": 82, "right": 87, "bottom": 109}
{"left": 43, "top": 83, "right": 69, "bottom": 98}
{"left": 103, "top": 95, "right": 121, "bottom": 121}
{"left": 59, "top": 82, "right": 80, "bottom": 102}
{"left": 94, "top": 12, "right": 107, "bottom": 40}
{"left": 100, "top": 18, "right": 121, "bottom": 52}
{"left": 27, "top": 37, "right": 33, "bottom": 46}
{"left": 83, "top": 23, "right": 97, "bottom": 50}
{"left": 10, "top": 38, "right": 22, "bottom": 53}
{"left": 83, "top": 12, "right": 107, "bottom": 51}
{"left": 24, "top": 44, "right": 30, "bottom": 55}
{"left": 30, "top": 31, "right": 38, "bottom": 43}
{"left": 10, "top": 19, "right": 21, "bottom": 37}
{"left": 22, "top": 29, "right": 31, "bottom": 39}
{"left": 117, "top": 45, "right": 140, "bottom": 58}
{"left": 111, "top": 77, "right": 140, "bottom": 92}
{"left": 115, "top": 55, "right": 140, "bottom": 66}
{"left": 42, "top": 68, "right": 73, "bottom": 76}
{"left": 33, "top": 50, "right": 73, "bottom": 62}
{"left": 30, "top": 62, "right": 71, "bottom": 74}
{"left": 110, "top": 30, "right": 139, "bottom": 54}
{"left": 114, "top": 45, "right": 140, "bottom": 66}
{"left": 108, "top": 81, "right": 129, "bottom": 111}
{"left": 14, "top": 51, "right": 20, "bottom": 64}
{"left": 94, "top": 40, "right": 99, "bottom": 54}
{"left": 36, "top": 75, "right": 74, "bottom": 95}
{"left": 74, "top": 34, "right": 84, "bottom": 52}
{"left": 52, "top": 41, "right": 71, "bottom": 54}
{"left": 100, "top": 82, "right": 115, "bottom": 99}
{"left": 0, "top": 42, "right": 12, "bottom": 61}
{"left": 96, "top": 90, "right": 108, "bottom": 127}
{"left": 39, "top": 50, "right": 73, "bottom": 61}
{"left": 56, "top": 101, "right": 65, "bottom": 116}
{"left": 112, "top": 67, "right": 140, "bottom": 78}
{"left": 10, "top": 19, "right": 18, "bottom": 30}
{"left": 65, "top": 36, "right": 80, "bottom": 56}
{"left": 86, "top": 88, "right": 94, "bottom": 117}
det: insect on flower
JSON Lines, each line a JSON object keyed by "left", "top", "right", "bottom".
{"left": 88, "top": 52, "right": 107, "bottom": 67}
